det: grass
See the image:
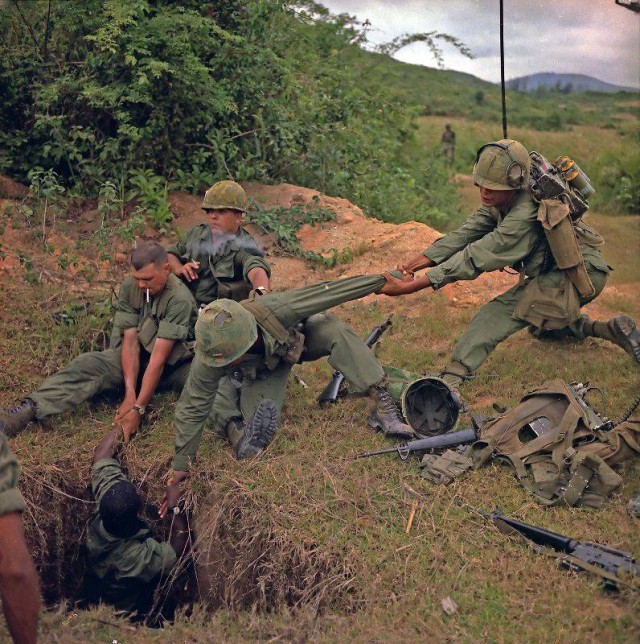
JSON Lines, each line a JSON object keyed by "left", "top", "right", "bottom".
{"left": 0, "top": 252, "right": 638, "bottom": 641}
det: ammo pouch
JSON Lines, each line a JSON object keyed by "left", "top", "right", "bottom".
{"left": 537, "top": 199, "right": 595, "bottom": 298}
{"left": 217, "top": 279, "right": 252, "bottom": 302}
{"left": 241, "top": 296, "right": 305, "bottom": 365}
{"left": 513, "top": 271, "right": 580, "bottom": 330}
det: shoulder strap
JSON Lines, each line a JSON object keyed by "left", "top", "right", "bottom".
{"left": 240, "top": 297, "right": 290, "bottom": 344}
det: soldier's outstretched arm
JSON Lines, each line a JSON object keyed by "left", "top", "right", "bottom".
{"left": 172, "top": 358, "right": 224, "bottom": 474}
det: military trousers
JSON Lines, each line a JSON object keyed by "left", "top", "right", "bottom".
{"left": 452, "top": 264, "right": 609, "bottom": 374}
{"left": 210, "top": 312, "right": 385, "bottom": 432}
{"left": 29, "top": 349, "right": 191, "bottom": 419}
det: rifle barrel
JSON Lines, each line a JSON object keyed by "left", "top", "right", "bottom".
{"left": 491, "top": 511, "right": 574, "bottom": 552}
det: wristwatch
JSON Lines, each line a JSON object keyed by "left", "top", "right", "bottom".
{"left": 132, "top": 404, "right": 146, "bottom": 416}
{"left": 169, "top": 505, "right": 182, "bottom": 515}
{"left": 254, "top": 286, "right": 268, "bottom": 295}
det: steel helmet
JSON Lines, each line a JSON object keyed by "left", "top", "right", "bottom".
{"left": 201, "top": 180, "right": 248, "bottom": 212}
{"left": 473, "top": 139, "right": 530, "bottom": 190}
{"left": 195, "top": 299, "right": 257, "bottom": 367}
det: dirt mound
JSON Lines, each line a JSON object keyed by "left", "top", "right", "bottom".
{"left": 1, "top": 176, "right": 624, "bottom": 320}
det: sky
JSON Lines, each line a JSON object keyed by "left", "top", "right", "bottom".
{"left": 319, "top": 0, "right": 640, "bottom": 89}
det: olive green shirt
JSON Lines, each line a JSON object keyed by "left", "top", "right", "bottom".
{"left": 85, "top": 458, "right": 176, "bottom": 609}
{"left": 424, "top": 190, "right": 608, "bottom": 288}
{"left": 172, "top": 274, "right": 386, "bottom": 471}
{"left": 111, "top": 273, "right": 197, "bottom": 359}
{"left": 167, "top": 224, "right": 271, "bottom": 306}
{"left": 0, "top": 432, "right": 25, "bottom": 516}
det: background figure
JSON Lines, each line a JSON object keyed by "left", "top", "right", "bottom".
{"left": 441, "top": 124, "right": 456, "bottom": 163}
{"left": 84, "top": 427, "right": 189, "bottom": 625}
{"left": 0, "top": 432, "right": 40, "bottom": 644}
{"left": 0, "top": 242, "right": 197, "bottom": 442}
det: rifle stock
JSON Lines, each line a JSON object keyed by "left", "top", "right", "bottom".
{"left": 317, "top": 315, "right": 393, "bottom": 405}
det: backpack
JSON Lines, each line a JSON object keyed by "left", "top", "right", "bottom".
{"left": 421, "top": 380, "right": 640, "bottom": 509}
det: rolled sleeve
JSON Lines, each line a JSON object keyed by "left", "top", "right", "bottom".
{"left": 240, "top": 253, "right": 271, "bottom": 282}
{"left": 113, "top": 279, "right": 140, "bottom": 331}
{"left": 0, "top": 434, "right": 25, "bottom": 516}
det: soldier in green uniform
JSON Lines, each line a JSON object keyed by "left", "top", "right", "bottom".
{"left": 0, "top": 432, "right": 40, "bottom": 644}
{"left": 84, "top": 426, "right": 189, "bottom": 623}
{"left": 0, "top": 242, "right": 198, "bottom": 440}
{"left": 166, "top": 180, "right": 271, "bottom": 306}
{"left": 440, "top": 124, "right": 456, "bottom": 164}
{"left": 380, "top": 139, "right": 640, "bottom": 390}
{"left": 164, "top": 273, "right": 414, "bottom": 487}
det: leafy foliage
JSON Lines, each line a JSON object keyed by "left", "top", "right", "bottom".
{"left": 0, "top": 0, "right": 465, "bottom": 227}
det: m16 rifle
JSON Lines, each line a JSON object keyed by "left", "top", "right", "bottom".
{"left": 356, "top": 426, "right": 478, "bottom": 460}
{"left": 487, "top": 509, "right": 640, "bottom": 590}
{"left": 317, "top": 315, "right": 393, "bottom": 405}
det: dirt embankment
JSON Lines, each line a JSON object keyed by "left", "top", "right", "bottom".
{"left": 0, "top": 175, "right": 621, "bottom": 320}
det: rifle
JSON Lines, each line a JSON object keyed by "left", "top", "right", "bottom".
{"left": 487, "top": 509, "right": 640, "bottom": 590}
{"left": 356, "top": 427, "right": 477, "bottom": 460}
{"left": 317, "top": 315, "right": 393, "bottom": 405}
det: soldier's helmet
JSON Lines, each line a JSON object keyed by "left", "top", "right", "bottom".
{"left": 195, "top": 299, "right": 258, "bottom": 367}
{"left": 202, "top": 180, "right": 248, "bottom": 212}
{"left": 473, "top": 139, "right": 530, "bottom": 190}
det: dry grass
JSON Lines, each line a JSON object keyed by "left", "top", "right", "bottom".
{"left": 0, "top": 187, "right": 639, "bottom": 642}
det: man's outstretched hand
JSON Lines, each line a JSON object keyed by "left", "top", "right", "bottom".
{"left": 159, "top": 470, "right": 190, "bottom": 518}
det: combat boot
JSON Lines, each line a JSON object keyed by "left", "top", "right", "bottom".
{"left": 233, "top": 400, "right": 278, "bottom": 460}
{"left": 0, "top": 399, "right": 36, "bottom": 437}
{"left": 367, "top": 385, "right": 414, "bottom": 438}
{"left": 439, "top": 362, "right": 469, "bottom": 413}
{"left": 585, "top": 315, "right": 640, "bottom": 364}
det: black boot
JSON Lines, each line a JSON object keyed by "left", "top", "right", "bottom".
{"left": 367, "top": 385, "right": 414, "bottom": 438}
{"left": 587, "top": 316, "right": 640, "bottom": 364}
{"left": 0, "top": 399, "right": 36, "bottom": 437}
{"left": 234, "top": 400, "right": 278, "bottom": 460}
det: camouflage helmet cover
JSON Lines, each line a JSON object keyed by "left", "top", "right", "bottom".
{"left": 473, "top": 139, "right": 531, "bottom": 190}
{"left": 202, "top": 180, "right": 248, "bottom": 212}
{"left": 195, "top": 299, "right": 258, "bottom": 367}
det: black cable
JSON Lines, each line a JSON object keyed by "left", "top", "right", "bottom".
{"left": 500, "top": 0, "right": 508, "bottom": 138}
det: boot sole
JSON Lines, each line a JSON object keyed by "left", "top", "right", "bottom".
{"left": 612, "top": 316, "right": 640, "bottom": 364}
{"left": 236, "top": 400, "right": 278, "bottom": 459}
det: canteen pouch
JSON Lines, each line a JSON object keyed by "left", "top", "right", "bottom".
{"left": 514, "top": 272, "right": 580, "bottom": 330}
{"left": 537, "top": 199, "right": 595, "bottom": 298}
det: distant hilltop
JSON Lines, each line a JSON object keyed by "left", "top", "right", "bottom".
{"left": 506, "top": 72, "right": 639, "bottom": 94}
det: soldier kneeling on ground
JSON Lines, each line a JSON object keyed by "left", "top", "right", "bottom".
{"left": 160, "top": 273, "right": 416, "bottom": 503}
{"left": 380, "top": 138, "right": 640, "bottom": 396}
{"left": 83, "top": 427, "right": 190, "bottom": 625}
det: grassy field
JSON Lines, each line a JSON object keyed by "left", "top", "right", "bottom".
{"left": 0, "top": 186, "right": 638, "bottom": 641}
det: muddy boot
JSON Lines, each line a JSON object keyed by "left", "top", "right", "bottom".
{"left": 585, "top": 316, "right": 640, "bottom": 364}
{"left": 439, "top": 362, "right": 469, "bottom": 413}
{"left": 367, "top": 385, "right": 414, "bottom": 438}
{"left": 234, "top": 400, "right": 278, "bottom": 460}
{"left": 0, "top": 399, "right": 36, "bottom": 437}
